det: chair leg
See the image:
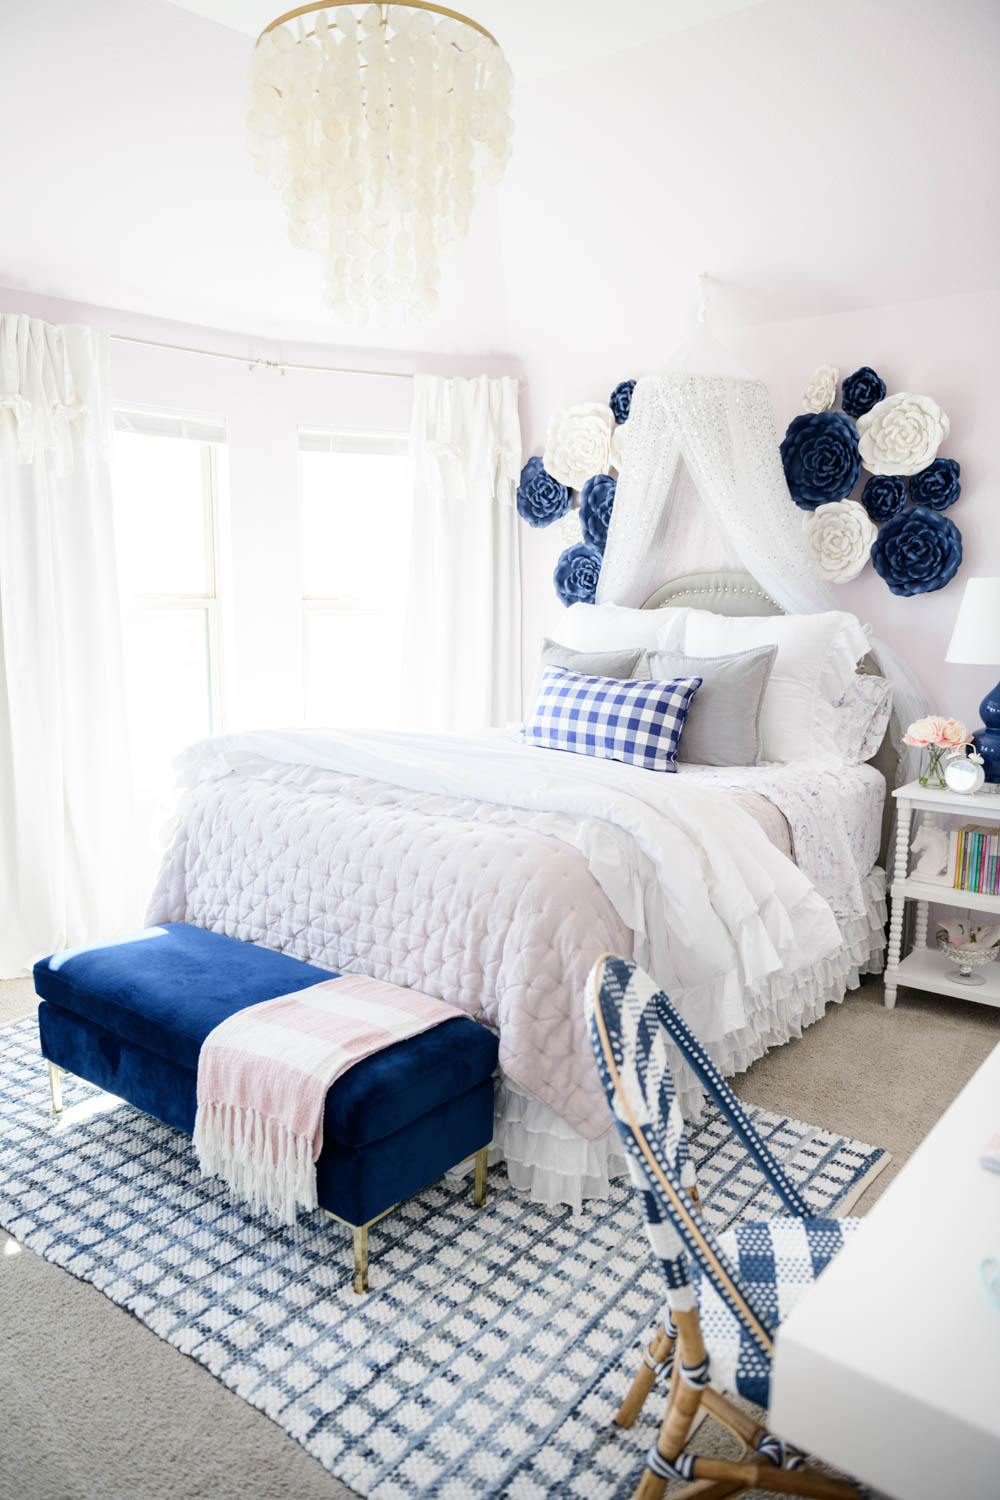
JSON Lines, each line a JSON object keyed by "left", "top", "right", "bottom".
{"left": 634, "top": 1308, "right": 708, "bottom": 1500}
{"left": 473, "top": 1146, "right": 488, "bottom": 1208}
{"left": 47, "top": 1062, "right": 64, "bottom": 1115}
{"left": 616, "top": 1320, "right": 676, "bottom": 1428}
{"left": 353, "top": 1225, "right": 368, "bottom": 1295}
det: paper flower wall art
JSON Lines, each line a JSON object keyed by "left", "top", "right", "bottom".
{"left": 857, "top": 392, "right": 950, "bottom": 477}
{"left": 579, "top": 473, "right": 616, "bottom": 552}
{"left": 909, "top": 457, "right": 961, "bottom": 510}
{"left": 801, "top": 500, "right": 877, "bottom": 583}
{"left": 789, "top": 357, "right": 964, "bottom": 596}
{"left": 801, "top": 364, "right": 838, "bottom": 414}
{"left": 609, "top": 379, "right": 636, "bottom": 424}
{"left": 543, "top": 403, "right": 615, "bottom": 490}
{"left": 870, "top": 505, "right": 962, "bottom": 596}
{"left": 841, "top": 366, "right": 886, "bottom": 419}
{"left": 780, "top": 411, "right": 862, "bottom": 508}
{"left": 554, "top": 542, "right": 603, "bottom": 606}
{"left": 860, "top": 473, "right": 908, "bottom": 523}
{"left": 516, "top": 456, "right": 571, "bottom": 528}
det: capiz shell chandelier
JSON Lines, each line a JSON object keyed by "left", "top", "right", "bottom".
{"left": 247, "top": 2, "right": 513, "bottom": 324}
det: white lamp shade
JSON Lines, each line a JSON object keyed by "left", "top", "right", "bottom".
{"left": 945, "top": 578, "right": 1000, "bottom": 665}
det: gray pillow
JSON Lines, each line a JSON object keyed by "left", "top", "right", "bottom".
{"left": 644, "top": 644, "right": 778, "bottom": 766}
{"left": 541, "top": 639, "right": 643, "bottom": 679}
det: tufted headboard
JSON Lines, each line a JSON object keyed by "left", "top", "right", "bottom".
{"left": 641, "top": 569, "right": 897, "bottom": 864}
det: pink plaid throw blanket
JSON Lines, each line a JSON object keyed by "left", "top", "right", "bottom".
{"left": 194, "top": 974, "right": 463, "bottom": 1224}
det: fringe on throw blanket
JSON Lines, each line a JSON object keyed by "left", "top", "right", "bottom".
{"left": 194, "top": 1101, "right": 317, "bottom": 1226}
{"left": 194, "top": 974, "right": 464, "bottom": 1225}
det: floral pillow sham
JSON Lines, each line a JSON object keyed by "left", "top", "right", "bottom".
{"left": 831, "top": 675, "right": 893, "bottom": 764}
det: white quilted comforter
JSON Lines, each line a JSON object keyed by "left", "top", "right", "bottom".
{"left": 149, "top": 727, "right": 846, "bottom": 1142}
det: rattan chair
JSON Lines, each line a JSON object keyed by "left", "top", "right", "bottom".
{"left": 586, "top": 953, "right": 869, "bottom": 1500}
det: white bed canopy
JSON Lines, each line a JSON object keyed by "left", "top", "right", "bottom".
{"left": 597, "top": 326, "right": 926, "bottom": 781}
{"left": 597, "top": 368, "right": 839, "bottom": 616}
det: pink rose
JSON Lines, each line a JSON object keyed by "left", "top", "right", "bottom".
{"left": 903, "top": 716, "right": 939, "bottom": 747}
{"left": 940, "top": 718, "right": 971, "bottom": 748}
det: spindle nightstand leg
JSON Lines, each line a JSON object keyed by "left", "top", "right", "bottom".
{"left": 885, "top": 800, "right": 913, "bottom": 1009}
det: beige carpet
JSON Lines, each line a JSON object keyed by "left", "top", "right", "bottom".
{"left": 2, "top": 973, "right": 998, "bottom": 1500}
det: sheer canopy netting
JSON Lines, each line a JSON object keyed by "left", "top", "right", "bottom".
{"left": 598, "top": 373, "right": 926, "bottom": 786}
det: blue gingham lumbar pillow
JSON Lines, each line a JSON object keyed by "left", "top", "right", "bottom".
{"left": 524, "top": 665, "right": 702, "bottom": 771}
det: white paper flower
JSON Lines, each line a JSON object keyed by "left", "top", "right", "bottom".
{"left": 857, "top": 392, "right": 950, "bottom": 477}
{"left": 802, "top": 499, "right": 876, "bottom": 583}
{"left": 801, "top": 364, "right": 838, "bottom": 414}
{"left": 608, "top": 420, "right": 629, "bottom": 477}
{"left": 559, "top": 507, "right": 584, "bottom": 545}
{"left": 543, "top": 403, "right": 615, "bottom": 490}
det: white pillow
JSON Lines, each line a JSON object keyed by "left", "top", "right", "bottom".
{"left": 658, "top": 608, "right": 871, "bottom": 763}
{"left": 554, "top": 601, "right": 672, "bottom": 653}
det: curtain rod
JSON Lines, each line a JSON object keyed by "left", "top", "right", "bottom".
{"left": 109, "top": 332, "right": 414, "bottom": 380}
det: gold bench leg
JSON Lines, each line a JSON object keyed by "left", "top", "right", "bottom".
{"left": 473, "top": 1145, "right": 488, "bottom": 1208}
{"left": 353, "top": 1224, "right": 369, "bottom": 1295}
{"left": 47, "top": 1062, "right": 64, "bottom": 1115}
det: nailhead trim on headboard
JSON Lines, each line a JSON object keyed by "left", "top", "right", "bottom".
{"left": 662, "top": 584, "right": 778, "bottom": 606}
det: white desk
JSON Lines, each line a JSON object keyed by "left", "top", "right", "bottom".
{"left": 770, "top": 1041, "right": 1000, "bottom": 1500}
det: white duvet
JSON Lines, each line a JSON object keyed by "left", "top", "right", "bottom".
{"left": 149, "top": 727, "right": 844, "bottom": 1139}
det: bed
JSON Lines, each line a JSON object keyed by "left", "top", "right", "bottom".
{"left": 148, "top": 571, "right": 895, "bottom": 1211}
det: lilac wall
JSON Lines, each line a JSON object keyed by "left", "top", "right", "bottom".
{"left": 517, "top": 288, "right": 1000, "bottom": 727}
{"left": 506, "top": 0, "right": 1000, "bottom": 726}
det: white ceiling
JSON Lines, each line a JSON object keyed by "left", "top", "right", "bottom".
{"left": 0, "top": 0, "right": 997, "bottom": 359}
{"left": 166, "top": 0, "right": 766, "bottom": 80}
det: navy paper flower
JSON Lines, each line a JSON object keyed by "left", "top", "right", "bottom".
{"left": 909, "top": 457, "right": 961, "bottom": 511}
{"left": 860, "top": 473, "right": 907, "bottom": 523}
{"left": 780, "top": 412, "right": 861, "bottom": 509}
{"left": 609, "top": 380, "right": 636, "bottom": 425}
{"left": 870, "top": 505, "right": 962, "bottom": 596}
{"left": 554, "top": 542, "right": 602, "bottom": 607}
{"left": 841, "top": 366, "right": 887, "bottom": 419}
{"left": 579, "top": 473, "right": 616, "bottom": 552}
{"left": 516, "top": 456, "right": 571, "bottom": 528}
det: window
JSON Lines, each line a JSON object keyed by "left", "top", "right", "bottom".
{"left": 112, "top": 411, "right": 227, "bottom": 874}
{"left": 299, "top": 430, "right": 409, "bottom": 729}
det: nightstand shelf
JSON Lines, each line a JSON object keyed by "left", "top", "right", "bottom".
{"left": 893, "top": 947, "right": 1000, "bottom": 1010}
{"left": 891, "top": 877, "right": 1000, "bottom": 915}
{"left": 886, "top": 780, "right": 1000, "bottom": 1010}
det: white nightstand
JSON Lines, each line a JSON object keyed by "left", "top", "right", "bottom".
{"left": 886, "top": 779, "right": 1000, "bottom": 1010}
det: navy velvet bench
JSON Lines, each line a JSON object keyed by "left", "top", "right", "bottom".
{"left": 34, "top": 923, "right": 499, "bottom": 1292}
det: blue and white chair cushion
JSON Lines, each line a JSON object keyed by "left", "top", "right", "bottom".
{"left": 523, "top": 665, "right": 701, "bottom": 771}
{"left": 690, "top": 1214, "right": 861, "bottom": 1406}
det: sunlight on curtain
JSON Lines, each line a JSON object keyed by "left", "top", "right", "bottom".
{"left": 401, "top": 374, "right": 521, "bottom": 732}
{"left": 0, "top": 316, "right": 136, "bottom": 976}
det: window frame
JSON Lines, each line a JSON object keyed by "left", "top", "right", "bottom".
{"left": 112, "top": 411, "right": 228, "bottom": 738}
{"left": 298, "top": 427, "right": 410, "bottom": 725}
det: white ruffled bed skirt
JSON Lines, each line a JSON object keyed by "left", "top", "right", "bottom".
{"left": 492, "top": 867, "right": 887, "bottom": 1212}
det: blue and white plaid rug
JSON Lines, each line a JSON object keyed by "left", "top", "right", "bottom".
{"left": 0, "top": 1017, "right": 886, "bottom": 1498}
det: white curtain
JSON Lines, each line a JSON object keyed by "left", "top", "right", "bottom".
{"left": 401, "top": 374, "right": 522, "bottom": 731}
{"left": 0, "top": 316, "right": 135, "bottom": 976}
{"left": 599, "top": 371, "right": 927, "bottom": 781}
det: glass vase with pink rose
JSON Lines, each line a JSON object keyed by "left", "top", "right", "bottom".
{"left": 903, "top": 714, "right": 973, "bottom": 788}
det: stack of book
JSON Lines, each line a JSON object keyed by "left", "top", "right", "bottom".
{"left": 951, "top": 825, "right": 1000, "bottom": 895}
